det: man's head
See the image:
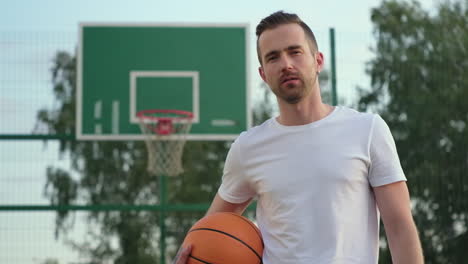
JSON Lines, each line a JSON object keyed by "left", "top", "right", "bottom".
{"left": 256, "top": 11, "right": 318, "bottom": 65}
{"left": 256, "top": 11, "right": 324, "bottom": 105}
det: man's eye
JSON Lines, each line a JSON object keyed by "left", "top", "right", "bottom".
{"left": 267, "top": 56, "right": 278, "bottom": 61}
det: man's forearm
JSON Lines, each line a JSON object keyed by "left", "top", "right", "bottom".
{"left": 387, "top": 223, "right": 424, "bottom": 264}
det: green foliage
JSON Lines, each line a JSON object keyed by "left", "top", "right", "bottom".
{"left": 253, "top": 83, "right": 276, "bottom": 125}
{"left": 359, "top": 1, "right": 468, "bottom": 263}
{"left": 41, "top": 258, "right": 60, "bottom": 264}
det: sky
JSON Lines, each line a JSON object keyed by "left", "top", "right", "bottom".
{"left": 0, "top": 0, "right": 440, "bottom": 263}
{"left": 1, "top": 0, "right": 386, "bottom": 107}
{"left": 0, "top": 0, "right": 441, "bottom": 118}
{"left": 2, "top": 0, "right": 376, "bottom": 30}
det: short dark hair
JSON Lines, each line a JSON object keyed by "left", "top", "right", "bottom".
{"left": 256, "top": 11, "right": 319, "bottom": 64}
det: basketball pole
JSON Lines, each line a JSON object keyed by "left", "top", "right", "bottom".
{"left": 159, "top": 174, "right": 167, "bottom": 264}
{"left": 329, "top": 27, "right": 338, "bottom": 106}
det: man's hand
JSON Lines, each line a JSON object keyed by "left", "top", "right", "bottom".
{"left": 172, "top": 245, "right": 192, "bottom": 264}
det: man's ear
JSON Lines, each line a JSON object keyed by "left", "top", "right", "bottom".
{"left": 315, "top": 52, "right": 325, "bottom": 73}
{"left": 259, "top": 67, "right": 267, "bottom": 82}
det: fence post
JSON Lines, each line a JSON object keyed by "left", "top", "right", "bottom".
{"left": 329, "top": 28, "right": 338, "bottom": 105}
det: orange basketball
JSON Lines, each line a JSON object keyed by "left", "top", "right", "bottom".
{"left": 182, "top": 212, "right": 263, "bottom": 264}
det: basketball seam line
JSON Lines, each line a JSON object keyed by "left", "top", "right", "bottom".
{"left": 189, "top": 255, "right": 213, "bottom": 264}
{"left": 232, "top": 214, "right": 264, "bottom": 247}
{"left": 189, "top": 227, "right": 263, "bottom": 263}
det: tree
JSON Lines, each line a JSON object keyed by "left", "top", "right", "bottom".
{"left": 358, "top": 1, "right": 468, "bottom": 263}
{"left": 40, "top": 258, "right": 59, "bottom": 264}
{"left": 36, "top": 51, "right": 230, "bottom": 263}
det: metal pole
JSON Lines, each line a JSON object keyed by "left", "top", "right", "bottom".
{"left": 159, "top": 175, "right": 167, "bottom": 264}
{"left": 329, "top": 28, "right": 338, "bottom": 106}
{"left": 0, "top": 204, "right": 209, "bottom": 211}
{"left": 0, "top": 134, "right": 75, "bottom": 140}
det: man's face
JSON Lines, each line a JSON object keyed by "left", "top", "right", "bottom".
{"left": 258, "top": 23, "right": 322, "bottom": 104}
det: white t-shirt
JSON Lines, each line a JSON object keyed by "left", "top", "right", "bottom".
{"left": 218, "top": 106, "right": 406, "bottom": 264}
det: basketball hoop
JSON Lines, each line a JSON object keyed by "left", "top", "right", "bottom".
{"left": 137, "top": 109, "right": 193, "bottom": 176}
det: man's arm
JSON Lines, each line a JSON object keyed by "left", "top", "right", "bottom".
{"left": 374, "top": 181, "right": 424, "bottom": 264}
{"left": 205, "top": 192, "right": 252, "bottom": 216}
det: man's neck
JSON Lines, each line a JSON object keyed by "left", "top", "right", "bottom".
{"left": 276, "top": 93, "right": 334, "bottom": 126}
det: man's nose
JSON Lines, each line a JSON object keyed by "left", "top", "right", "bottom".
{"left": 279, "top": 55, "right": 293, "bottom": 72}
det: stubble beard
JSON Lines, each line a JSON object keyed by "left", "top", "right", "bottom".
{"left": 274, "top": 72, "right": 316, "bottom": 105}
{"left": 281, "top": 83, "right": 305, "bottom": 104}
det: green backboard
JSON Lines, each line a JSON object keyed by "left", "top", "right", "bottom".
{"left": 77, "top": 24, "right": 251, "bottom": 140}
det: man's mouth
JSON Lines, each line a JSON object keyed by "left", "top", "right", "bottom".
{"left": 281, "top": 76, "right": 300, "bottom": 85}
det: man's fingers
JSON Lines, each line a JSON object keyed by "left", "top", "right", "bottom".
{"left": 173, "top": 245, "right": 192, "bottom": 264}
{"left": 180, "top": 244, "right": 192, "bottom": 259}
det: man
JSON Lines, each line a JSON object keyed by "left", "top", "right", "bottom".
{"left": 175, "top": 11, "right": 424, "bottom": 264}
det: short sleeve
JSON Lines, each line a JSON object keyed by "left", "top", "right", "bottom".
{"left": 217, "top": 136, "right": 256, "bottom": 203}
{"left": 368, "top": 115, "right": 407, "bottom": 187}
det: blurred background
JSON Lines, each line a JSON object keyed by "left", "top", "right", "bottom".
{"left": 1, "top": 0, "right": 467, "bottom": 263}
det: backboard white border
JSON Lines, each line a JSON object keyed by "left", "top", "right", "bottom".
{"left": 77, "top": 23, "right": 251, "bottom": 141}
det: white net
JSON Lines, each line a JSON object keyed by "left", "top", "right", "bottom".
{"left": 137, "top": 111, "right": 192, "bottom": 176}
